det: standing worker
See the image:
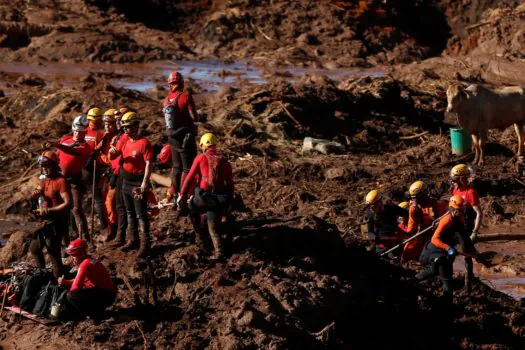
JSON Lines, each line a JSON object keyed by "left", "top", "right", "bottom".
{"left": 30, "top": 151, "right": 72, "bottom": 278}
{"left": 162, "top": 71, "right": 199, "bottom": 207}
{"left": 416, "top": 195, "right": 477, "bottom": 304}
{"left": 364, "top": 190, "right": 408, "bottom": 256}
{"left": 109, "top": 112, "right": 153, "bottom": 257}
{"left": 450, "top": 164, "right": 483, "bottom": 294}
{"left": 46, "top": 116, "right": 91, "bottom": 241}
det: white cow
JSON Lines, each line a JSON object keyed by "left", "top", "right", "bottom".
{"left": 446, "top": 83, "right": 525, "bottom": 165}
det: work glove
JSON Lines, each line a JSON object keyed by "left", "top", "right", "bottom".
{"left": 176, "top": 194, "right": 185, "bottom": 210}
{"left": 470, "top": 231, "right": 478, "bottom": 242}
{"left": 447, "top": 247, "right": 458, "bottom": 257}
{"left": 37, "top": 207, "right": 49, "bottom": 217}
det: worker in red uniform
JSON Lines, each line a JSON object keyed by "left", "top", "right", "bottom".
{"left": 162, "top": 71, "right": 199, "bottom": 207}
{"left": 416, "top": 195, "right": 476, "bottom": 304}
{"left": 450, "top": 164, "right": 483, "bottom": 294}
{"left": 109, "top": 112, "right": 153, "bottom": 257}
{"left": 46, "top": 115, "right": 91, "bottom": 241}
{"left": 59, "top": 239, "right": 116, "bottom": 319}
{"left": 30, "top": 151, "right": 72, "bottom": 278}
{"left": 401, "top": 181, "right": 448, "bottom": 262}
{"left": 179, "top": 133, "right": 234, "bottom": 259}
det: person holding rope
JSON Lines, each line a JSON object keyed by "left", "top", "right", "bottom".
{"left": 30, "top": 151, "right": 72, "bottom": 278}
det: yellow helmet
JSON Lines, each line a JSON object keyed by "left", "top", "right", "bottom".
{"left": 121, "top": 112, "right": 139, "bottom": 127}
{"left": 87, "top": 107, "right": 103, "bottom": 121}
{"left": 365, "top": 190, "right": 381, "bottom": 206}
{"left": 409, "top": 181, "right": 427, "bottom": 198}
{"left": 449, "top": 194, "right": 465, "bottom": 209}
{"left": 200, "top": 133, "right": 217, "bottom": 149}
{"left": 450, "top": 164, "right": 471, "bottom": 179}
{"left": 103, "top": 109, "right": 117, "bottom": 123}
{"left": 398, "top": 201, "right": 409, "bottom": 209}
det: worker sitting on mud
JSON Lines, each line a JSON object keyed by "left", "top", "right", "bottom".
{"left": 59, "top": 239, "right": 116, "bottom": 320}
{"left": 401, "top": 181, "right": 448, "bottom": 262}
{"left": 109, "top": 112, "right": 153, "bottom": 257}
{"left": 398, "top": 201, "right": 410, "bottom": 234}
{"left": 364, "top": 190, "right": 408, "bottom": 257}
{"left": 416, "top": 195, "right": 477, "bottom": 304}
{"left": 46, "top": 115, "right": 91, "bottom": 241}
{"left": 30, "top": 151, "right": 72, "bottom": 278}
{"left": 178, "top": 133, "right": 234, "bottom": 260}
{"left": 450, "top": 164, "right": 483, "bottom": 294}
{"left": 162, "top": 71, "right": 199, "bottom": 209}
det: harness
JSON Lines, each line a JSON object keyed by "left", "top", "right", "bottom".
{"left": 203, "top": 152, "right": 224, "bottom": 192}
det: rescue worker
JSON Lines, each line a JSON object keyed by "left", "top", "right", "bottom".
{"left": 109, "top": 112, "right": 153, "bottom": 257}
{"left": 178, "top": 133, "right": 234, "bottom": 259}
{"left": 85, "top": 107, "right": 107, "bottom": 230}
{"left": 58, "top": 239, "right": 116, "bottom": 320}
{"left": 30, "top": 151, "right": 72, "bottom": 278}
{"left": 96, "top": 109, "right": 119, "bottom": 241}
{"left": 450, "top": 164, "right": 483, "bottom": 294}
{"left": 401, "top": 181, "right": 448, "bottom": 262}
{"left": 365, "top": 190, "right": 408, "bottom": 256}
{"left": 46, "top": 115, "right": 91, "bottom": 241}
{"left": 162, "top": 71, "right": 199, "bottom": 208}
{"left": 398, "top": 201, "right": 410, "bottom": 234}
{"left": 416, "top": 195, "right": 477, "bottom": 304}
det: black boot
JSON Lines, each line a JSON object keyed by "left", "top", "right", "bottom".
{"left": 137, "top": 220, "right": 150, "bottom": 258}
{"left": 208, "top": 219, "right": 223, "bottom": 260}
{"left": 121, "top": 215, "right": 139, "bottom": 252}
{"left": 415, "top": 262, "right": 438, "bottom": 281}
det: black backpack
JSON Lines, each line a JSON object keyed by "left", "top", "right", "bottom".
{"left": 32, "top": 282, "right": 56, "bottom": 317}
{"left": 19, "top": 269, "right": 54, "bottom": 312}
{"left": 50, "top": 287, "right": 70, "bottom": 320}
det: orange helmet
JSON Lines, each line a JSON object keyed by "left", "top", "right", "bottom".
{"left": 449, "top": 195, "right": 465, "bottom": 209}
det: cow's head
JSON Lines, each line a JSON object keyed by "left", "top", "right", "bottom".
{"left": 446, "top": 84, "right": 464, "bottom": 113}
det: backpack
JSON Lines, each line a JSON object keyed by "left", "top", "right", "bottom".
{"left": 50, "top": 288, "right": 70, "bottom": 320}
{"left": 32, "top": 282, "right": 56, "bottom": 317}
{"left": 19, "top": 269, "right": 54, "bottom": 312}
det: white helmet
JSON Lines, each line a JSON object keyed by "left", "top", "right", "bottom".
{"left": 72, "top": 115, "right": 88, "bottom": 132}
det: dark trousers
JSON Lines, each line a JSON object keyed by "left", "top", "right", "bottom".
{"left": 67, "top": 173, "right": 89, "bottom": 239}
{"left": 190, "top": 188, "right": 229, "bottom": 221}
{"left": 93, "top": 166, "right": 108, "bottom": 229}
{"left": 122, "top": 180, "right": 149, "bottom": 242}
{"left": 67, "top": 287, "right": 116, "bottom": 318}
{"left": 418, "top": 242, "right": 454, "bottom": 300}
{"left": 115, "top": 175, "right": 128, "bottom": 237}
{"left": 30, "top": 218, "right": 68, "bottom": 278}
{"left": 168, "top": 135, "right": 196, "bottom": 193}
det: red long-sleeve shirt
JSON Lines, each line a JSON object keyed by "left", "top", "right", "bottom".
{"left": 180, "top": 149, "right": 234, "bottom": 197}
{"left": 62, "top": 257, "right": 116, "bottom": 293}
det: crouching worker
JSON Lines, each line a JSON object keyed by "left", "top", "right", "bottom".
{"left": 58, "top": 239, "right": 116, "bottom": 319}
{"left": 30, "top": 151, "right": 72, "bottom": 278}
{"left": 364, "top": 190, "right": 408, "bottom": 257}
{"left": 416, "top": 195, "right": 476, "bottom": 304}
{"left": 178, "top": 133, "right": 234, "bottom": 260}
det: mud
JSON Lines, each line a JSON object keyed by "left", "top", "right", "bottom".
{"left": 2, "top": 0, "right": 525, "bottom": 349}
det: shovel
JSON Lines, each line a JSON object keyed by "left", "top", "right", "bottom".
{"left": 458, "top": 251, "right": 504, "bottom": 268}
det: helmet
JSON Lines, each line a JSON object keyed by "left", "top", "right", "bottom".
{"left": 449, "top": 194, "right": 465, "bottom": 209}
{"left": 38, "top": 151, "right": 58, "bottom": 166}
{"left": 103, "top": 108, "right": 117, "bottom": 123}
{"left": 450, "top": 164, "right": 471, "bottom": 179}
{"left": 121, "top": 112, "right": 139, "bottom": 127}
{"left": 168, "top": 71, "right": 183, "bottom": 85}
{"left": 409, "top": 181, "right": 427, "bottom": 198}
{"left": 72, "top": 115, "right": 88, "bottom": 132}
{"left": 117, "top": 107, "right": 129, "bottom": 119}
{"left": 159, "top": 144, "right": 172, "bottom": 164}
{"left": 200, "top": 133, "right": 217, "bottom": 149}
{"left": 86, "top": 107, "right": 103, "bottom": 121}
{"left": 398, "top": 201, "right": 409, "bottom": 209}
{"left": 65, "top": 239, "right": 88, "bottom": 256}
{"left": 365, "top": 190, "right": 381, "bottom": 206}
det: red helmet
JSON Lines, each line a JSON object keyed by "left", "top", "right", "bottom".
{"left": 38, "top": 151, "right": 59, "bottom": 166}
{"left": 65, "top": 239, "right": 88, "bottom": 256}
{"left": 158, "top": 144, "right": 172, "bottom": 164}
{"left": 168, "top": 71, "right": 183, "bottom": 85}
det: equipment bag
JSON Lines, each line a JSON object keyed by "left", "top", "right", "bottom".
{"left": 32, "top": 281, "right": 56, "bottom": 318}
{"left": 19, "top": 269, "right": 53, "bottom": 312}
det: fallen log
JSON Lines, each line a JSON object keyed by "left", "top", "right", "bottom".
{"left": 150, "top": 172, "right": 171, "bottom": 188}
{"left": 476, "top": 233, "right": 525, "bottom": 242}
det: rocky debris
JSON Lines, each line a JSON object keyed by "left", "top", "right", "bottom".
{"left": 302, "top": 137, "right": 345, "bottom": 155}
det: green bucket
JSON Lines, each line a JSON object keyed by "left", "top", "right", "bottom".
{"left": 450, "top": 128, "right": 472, "bottom": 155}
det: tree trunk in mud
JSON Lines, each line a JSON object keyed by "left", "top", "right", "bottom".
{"left": 150, "top": 173, "right": 171, "bottom": 188}
{"left": 476, "top": 233, "right": 525, "bottom": 242}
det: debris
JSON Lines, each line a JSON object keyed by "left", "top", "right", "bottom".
{"left": 302, "top": 137, "right": 345, "bottom": 155}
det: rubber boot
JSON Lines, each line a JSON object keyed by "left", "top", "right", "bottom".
{"left": 105, "top": 224, "right": 118, "bottom": 243}
{"left": 190, "top": 214, "right": 208, "bottom": 253}
{"left": 415, "top": 262, "right": 438, "bottom": 281}
{"left": 464, "top": 257, "right": 474, "bottom": 295}
{"left": 111, "top": 228, "right": 126, "bottom": 247}
{"left": 96, "top": 201, "right": 108, "bottom": 230}
{"left": 121, "top": 215, "right": 139, "bottom": 252}
{"left": 208, "top": 219, "right": 223, "bottom": 260}
{"left": 137, "top": 219, "right": 150, "bottom": 258}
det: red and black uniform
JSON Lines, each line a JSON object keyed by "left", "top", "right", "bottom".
{"left": 452, "top": 186, "right": 480, "bottom": 232}
{"left": 180, "top": 147, "right": 234, "bottom": 221}
{"left": 366, "top": 204, "right": 408, "bottom": 255}
{"left": 162, "top": 90, "right": 197, "bottom": 194}
{"left": 85, "top": 127, "right": 103, "bottom": 154}
{"left": 417, "top": 213, "right": 475, "bottom": 301}
{"left": 30, "top": 175, "right": 70, "bottom": 278}
{"left": 86, "top": 126, "right": 107, "bottom": 229}
{"left": 114, "top": 135, "right": 154, "bottom": 244}
{"left": 56, "top": 135, "right": 91, "bottom": 238}
{"left": 62, "top": 257, "right": 116, "bottom": 318}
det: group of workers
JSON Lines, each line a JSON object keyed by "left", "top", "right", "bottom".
{"left": 28, "top": 71, "right": 234, "bottom": 319}
{"left": 365, "top": 164, "right": 483, "bottom": 303}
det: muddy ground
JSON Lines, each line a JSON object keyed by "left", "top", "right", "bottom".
{"left": 2, "top": 0, "right": 525, "bottom": 349}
